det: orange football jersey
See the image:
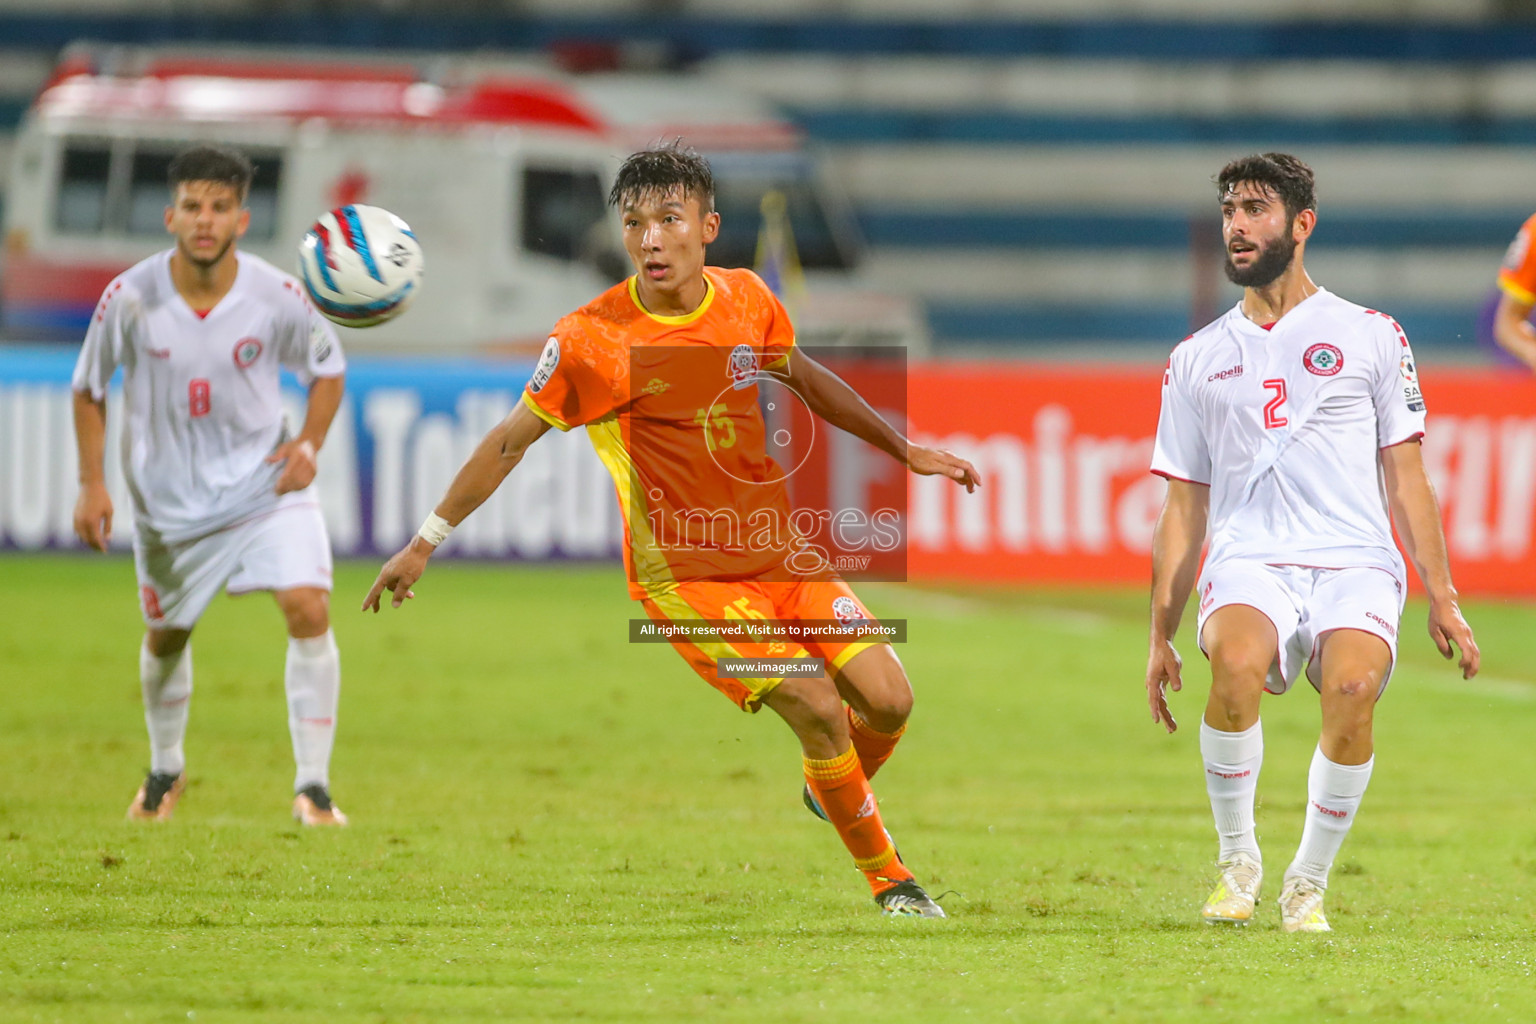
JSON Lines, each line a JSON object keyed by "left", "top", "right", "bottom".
{"left": 523, "top": 268, "right": 802, "bottom": 597}
{"left": 1497, "top": 211, "right": 1536, "bottom": 304}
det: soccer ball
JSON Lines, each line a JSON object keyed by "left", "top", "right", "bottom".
{"left": 297, "top": 205, "right": 424, "bottom": 327}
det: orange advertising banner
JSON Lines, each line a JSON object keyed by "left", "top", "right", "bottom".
{"left": 904, "top": 363, "right": 1536, "bottom": 597}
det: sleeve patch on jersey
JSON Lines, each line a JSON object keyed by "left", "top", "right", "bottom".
{"left": 311, "top": 320, "right": 333, "bottom": 363}
{"left": 1400, "top": 354, "right": 1425, "bottom": 411}
{"left": 530, "top": 336, "right": 560, "bottom": 393}
{"left": 1502, "top": 227, "right": 1531, "bottom": 272}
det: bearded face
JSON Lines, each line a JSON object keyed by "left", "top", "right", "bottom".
{"left": 1224, "top": 220, "right": 1299, "bottom": 288}
{"left": 1220, "top": 181, "right": 1304, "bottom": 289}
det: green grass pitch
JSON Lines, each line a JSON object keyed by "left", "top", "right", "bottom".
{"left": 2, "top": 554, "right": 1535, "bottom": 1023}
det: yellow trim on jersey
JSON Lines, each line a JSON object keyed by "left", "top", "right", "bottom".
{"left": 830, "top": 640, "right": 880, "bottom": 674}
{"left": 762, "top": 337, "right": 796, "bottom": 372}
{"left": 627, "top": 274, "right": 717, "bottom": 325}
{"left": 1497, "top": 274, "right": 1536, "bottom": 307}
{"left": 585, "top": 415, "right": 819, "bottom": 712}
{"left": 586, "top": 416, "right": 676, "bottom": 592}
{"left": 645, "top": 586, "right": 794, "bottom": 712}
{"left": 521, "top": 390, "right": 571, "bottom": 432}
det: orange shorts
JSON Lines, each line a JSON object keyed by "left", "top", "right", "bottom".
{"left": 640, "top": 579, "right": 884, "bottom": 712}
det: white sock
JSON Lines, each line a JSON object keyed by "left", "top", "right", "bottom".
{"left": 286, "top": 631, "right": 340, "bottom": 793}
{"left": 1288, "top": 746, "right": 1373, "bottom": 888}
{"left": 140, "top": 641, "right": 192, "bottom": 777}
{"left": 1200, "top": 719, "right": 1264, "bottom": 861}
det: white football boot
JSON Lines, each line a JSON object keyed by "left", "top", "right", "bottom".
{"left": 1201, "top": 852, "right": 1263, "bottom": 925}
{"left": 1279, "top": 875, "right": 1331, "bottom": 933}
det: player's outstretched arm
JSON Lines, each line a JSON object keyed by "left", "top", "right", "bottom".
{"left": 71, "top": 389, "right": 113, "bottom": 552}
{"left": 779, "top": 348, "right": 982, "bottom": 491}
{"left": 1381, "top": 440, "right": 1480, "bottom": 678}
{"left": 363, "top": 401, "right": 551, "bottom": 612}
{"left": 1146, "top": 478, "right": 1210, "bottom": 733}
{"left": 268, "top": 374, "right": 346, "bottom": 494}
{"left": 1492, "top": 292, "right": 1536, "bottom": 374}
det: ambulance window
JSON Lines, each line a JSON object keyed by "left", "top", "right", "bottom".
{"left": 55, "top": 145, "right": 112, "bottom": 233}
{"left": 522, "top": 167, "right": 607, "bottom": 262}
{"left": 124, "top": 149, "right": 283, "bottom": 240}
{"left": 127, "top": 151, "right": 176, "bottom": 235}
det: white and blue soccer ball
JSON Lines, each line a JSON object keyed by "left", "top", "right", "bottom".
{"left": 297, "top": 205, "right": 424, "bottom": 327}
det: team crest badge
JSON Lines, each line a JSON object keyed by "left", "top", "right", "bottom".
{"left": 530, "top": 336, "right": 560, "bottom": 393}
{"left": 831, "top": 596, "right": 866, "bottom": 625}
{"left": 728, "top": 343, "right": 760, "bottom": 390}
{"left": 232, "top": 337, "right": 263, "bottom": 369}
{"left": 1303, "top": 343, "right": 1343, "bottom": 376}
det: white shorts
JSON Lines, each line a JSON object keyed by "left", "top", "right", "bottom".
{"left": 133, "top": 502, "right": 333, "bottom": 630}
{"left": 1195, "top": 561, "right": 1405, "bottom": 695}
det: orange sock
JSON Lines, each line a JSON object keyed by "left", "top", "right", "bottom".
{"left": 847, "top": 706, "right": 905, "bottom": 780}
{"left": 804, "top": 746, "right": 913, "bottom": 896}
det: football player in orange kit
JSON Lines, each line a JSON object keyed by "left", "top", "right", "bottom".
{"left": 1492, "top": 212, "right": 1536, "bottom": 372}
{"left": 364, "top": 144, "right": 981, "bottom": 917}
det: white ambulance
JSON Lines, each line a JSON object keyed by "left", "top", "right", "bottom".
{"left": 2, "top": 48, "right": 924, "bottom": 354}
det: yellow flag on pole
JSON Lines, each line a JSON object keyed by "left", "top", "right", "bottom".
{"left": 754, "top": 189, "right": 805, "bottom": 312}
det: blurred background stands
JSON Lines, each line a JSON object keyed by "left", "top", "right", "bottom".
{"left": 3, "top": 0, "right": 1536, "bottom": 358}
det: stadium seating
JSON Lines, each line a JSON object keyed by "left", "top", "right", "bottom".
{"left": 1, "top": 1, "right": 1534, "bottom": 354}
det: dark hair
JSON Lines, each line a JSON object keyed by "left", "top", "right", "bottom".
{"left": 167, "top": 144, "right": 253, "bottom": 201}
{"left": 1215, "top": 153, "right": 1316, "bottom": 220}
{"left": 608, "top": 142, "right": 715, "bottom": 213}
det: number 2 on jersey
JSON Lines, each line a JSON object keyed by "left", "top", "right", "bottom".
{"left": 189, "top": 378, "right": 211, "bottom": 418}
{"left": 1262, "top": 378, "right": 1288, "bottom": 429}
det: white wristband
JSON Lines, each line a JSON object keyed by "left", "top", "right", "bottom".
{"left": 417, "top": 512, "right": 454, "bottom": 547}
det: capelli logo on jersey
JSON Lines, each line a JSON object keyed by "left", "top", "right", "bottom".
{"left": 643, "top": 378, "right": 671, "bottom": 396}
{"left": 1303, "top": 343, "right": 1344, "bottom": 376}
{"left": 1365, "top": 611, "right": 1397, "bottom": 637}
{"left": 1207, "top": 363, "right": 1244, "bottom": 383}
{"left": 232, "top": 337, "right": 263, "bottom": 369}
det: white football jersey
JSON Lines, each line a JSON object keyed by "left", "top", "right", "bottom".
{"left": 1151, "top": 288, "right": 1426, "bottom": 581}
{"left": 73, "top": 250, "right": 345, "bottom": 544}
